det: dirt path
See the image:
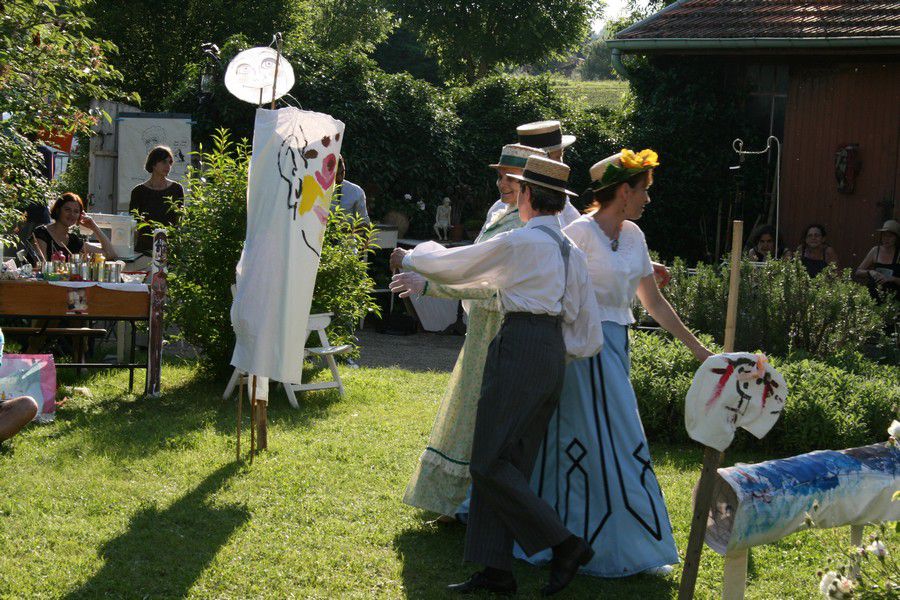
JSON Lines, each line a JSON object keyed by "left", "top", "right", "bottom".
{"left": 355, "top": 330, "right": 463, "bottom": 372}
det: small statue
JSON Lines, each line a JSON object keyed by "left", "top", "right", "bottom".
{"left": 434, "top": 197, "right": 452, "bottom": 240}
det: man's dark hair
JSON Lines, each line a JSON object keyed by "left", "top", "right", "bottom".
{"left": 144, "top": 145, "right": 174, "bottom": 173}
{"left": 521, "top": 182, "right": 565, "bottom": 213}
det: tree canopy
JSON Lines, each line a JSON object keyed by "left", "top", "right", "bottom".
{"left": 388, "top": 0, "right": 602, "bottom": 80}
{"left": 0, "top": 0, "right": 127, "bottom": 238}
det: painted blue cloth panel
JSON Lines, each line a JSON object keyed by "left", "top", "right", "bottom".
{"left": 512, "top": 321, "right": 678, "bottom": 577}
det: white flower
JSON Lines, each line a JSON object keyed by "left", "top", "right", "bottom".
{"left": 835, "top": 577, "right": 856, "bottom": 598}
{"left": 403, "top": 193, "right": 412, "bottom": 201}
{"left": 820, "top": 571, "right": 838, "bottom": 596}
{"left": 866, "top": 540, "right": 888, "bottom": 558}
{"left": 888, "top": 420, "right": 900, "bottom": 439}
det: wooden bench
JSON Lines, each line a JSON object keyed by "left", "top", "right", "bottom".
{"left": 2, "top": 325, "right": 108, "bottom": 367}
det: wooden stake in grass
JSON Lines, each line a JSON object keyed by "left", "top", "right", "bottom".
{"left": 678, "top": 220, "right": 743, "bottom": 600}
{"left": 236, "top": 375, "right": 243, "bottom": 461}
{"left": 250, "top": 375, "right": 257, "bottom": 464}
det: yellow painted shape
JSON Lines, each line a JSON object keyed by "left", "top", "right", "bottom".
{"left": 299, "top": 174, "right": 324, "bottom": 215}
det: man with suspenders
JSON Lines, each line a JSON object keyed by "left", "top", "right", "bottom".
{"left": 390, "top": 155, "right": 603, "bottom": 596}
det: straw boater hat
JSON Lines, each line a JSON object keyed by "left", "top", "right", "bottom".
{"left": 516, "top": 120, "right": 576, "bottom": 152}
{"left": 589, "top": 148, "right": 660, "bottom": 192}
{"left": 876, "top": 219, "right": 900, "bottom": 237}
{"left": 489, "top": 143, "right": 547, "bottom": 170}
{"left": 507, "top": 155, "right": 578, "bottom": 197}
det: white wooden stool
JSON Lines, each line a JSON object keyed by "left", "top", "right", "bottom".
{"left": 223, "top": 312, "right": 352, "bottom": 408}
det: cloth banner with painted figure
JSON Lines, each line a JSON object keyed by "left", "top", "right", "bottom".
{"left": 230, "top": 107, "right": 345, "bottom": 383}
{"left": 0, "top": 354, "right": 57, "bottom": 423}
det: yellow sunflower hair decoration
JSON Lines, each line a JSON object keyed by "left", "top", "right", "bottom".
{"left": 592, "top": 148, "right": 659, "bottom": 191}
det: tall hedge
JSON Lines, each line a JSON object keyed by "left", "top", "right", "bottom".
{"left": 630, "top": 330, "right": 900, "bottom": 454}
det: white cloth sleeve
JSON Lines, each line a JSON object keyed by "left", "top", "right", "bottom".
{"left": 402, "top": 235, "right": 516, "bottom": 290}
{"left": 560, "top": 248, "right": 604, "bottom": 358}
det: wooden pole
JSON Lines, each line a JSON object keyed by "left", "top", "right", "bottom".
{"left": 679, "top": 220, "right": 744, "bottom": 600}
{"left": 250, "top": 375, "right": 257, "bottom": 464}
{"left": 236, "top": 374, "right": 243, "bottom": 461}
{"left": 256, "top": 395, "right": 268, "bottom": 451}
{"left": 270, "top": 33, "right": 282, "bottom": 110}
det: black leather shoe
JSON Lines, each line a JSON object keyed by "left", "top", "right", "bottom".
{"left": 541, "top": 537, "right": 594, "bottom": 596}
{"left": 447, "top": 570, "right": 517, "bottom": 595}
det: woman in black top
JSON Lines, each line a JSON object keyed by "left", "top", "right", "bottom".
{"left": 129, "top": 145, "right": 184, "bottom": 255}
{"left": 786, "top": 223, "right": 838, "bottom": 277}
{"left": 855, "top": 219, "right": 900, "bottom": 304}
{"left": 33, "top": 193, "right": 117, "bottom": 261}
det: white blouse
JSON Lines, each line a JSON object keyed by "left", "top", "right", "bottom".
{"left": 563, "top": 213, "right": 654, "bottom": 325}
{"left": 403, "top": 215, "right": 604, "bottom": 358}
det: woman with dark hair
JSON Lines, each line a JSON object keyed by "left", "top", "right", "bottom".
{"left": 786, "top": 223, "right": 838, "bottom": 277}
{"left": 855, "top": 219, "right": 900, "bottom": 305}
{"left": 33, "top": 193, "right": 117, "bottom": 260}
{"left": 746, "top": 224, "right": 783, "bottom": 261}
{"left": 129, "top": 145, "right": 184, "bottom": 255}
{"left": 515, "top": 149, "right": 712, "bottom": 578}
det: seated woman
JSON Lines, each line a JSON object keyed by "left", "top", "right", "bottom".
{"left": 854, "top": 219, "right": 899, "bottom": 305}
{"left": 33, "top": 193, "right": 117, "bottom": 261}
{"left": 785, "top": 223, "right": 837, "bottom": 277}
{"left": 745, "top": 224, "right": 783, "bottom": 261}
{"left": 0, "top": 328, "right": 39, "bottom": 444}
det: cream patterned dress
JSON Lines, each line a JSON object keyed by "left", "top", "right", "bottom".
{"left": 402, "top": 201, "right": 523, "bottom": 515}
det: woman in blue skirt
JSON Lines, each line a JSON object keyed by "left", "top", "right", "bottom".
{"left": 515, "top": 149, "right": 712, "bottom": 577}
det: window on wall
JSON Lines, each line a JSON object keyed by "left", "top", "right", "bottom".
{"left": 746, "top": 64, "right": 788, "bottom": 142}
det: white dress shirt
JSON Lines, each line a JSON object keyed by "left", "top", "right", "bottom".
{"left": 563, "top": 213, "right": 654, "bottom": 325}
{"left": 403, "top": 215, "right": 603, "bottom": 357}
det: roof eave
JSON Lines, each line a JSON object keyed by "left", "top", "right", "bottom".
{"left": 608, "top": 37, "right": 900, "bottom": 51}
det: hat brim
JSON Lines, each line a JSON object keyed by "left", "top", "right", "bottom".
{"left": 507, "top": 172, "right": 578, "bottom": 198}
{"left": 488, "top": 163, "right": 525, "bottom": 170}
{"left": 538, "top": 135, "right": 577, "bottom": 152}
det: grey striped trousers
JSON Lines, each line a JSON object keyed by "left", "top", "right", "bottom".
{"left": 464, "top": 312, "right": 573, "bottom": 570}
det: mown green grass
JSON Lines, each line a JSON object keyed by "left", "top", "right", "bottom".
{"left": 553, "top": 78, "right": 629, "bottom": 110}
{"left": 0, "top": 361, "right": 864, "bottom": 598}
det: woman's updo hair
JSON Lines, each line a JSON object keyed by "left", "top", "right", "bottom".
{"left": 144, "top": 145, "right": 174, "bottom": 173}
{"left": 588, "top": 169, "right": 653, "bottom": 212}
{"left": 50, "top": 192, "right": 85, "bottom": 220}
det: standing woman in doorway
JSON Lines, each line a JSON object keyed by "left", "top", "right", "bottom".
{"left": 129, "top": 146, "right": 184, "bottom": 258}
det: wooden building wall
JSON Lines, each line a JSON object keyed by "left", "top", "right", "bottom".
{"left": 781, "top": 60, "right": 900, "bottom": 267}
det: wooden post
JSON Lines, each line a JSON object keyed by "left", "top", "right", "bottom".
{"left": 722, "top": 549, "right": 749, "bottom": 600}
{"left": 145, "top": 229, "right": 167, "bottom": 397}
{"left": 236, "top": 374, "right": 243, "bottom": 461}
{"left": 249, "top": 376, "right": 257, "bottom": 464}
{"left": 256, "top": 395, "right": 268, "bottom": 451}
{"left": 679, "top": 220, "right": 744, "bottom": 600}
{"left": 850, "top": 525, "right": 864, "bottom": 579}
{"left": 270, "top": 33, "right": 282, "bottom": 109}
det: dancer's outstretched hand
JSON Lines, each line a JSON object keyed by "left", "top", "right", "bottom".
{"left": 389, "top": 272, "right": 426, "bottom": 298}
{"left": 389, "top": 248, "right": 409, "bottom": 272}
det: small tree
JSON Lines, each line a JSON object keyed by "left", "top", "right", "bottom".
{"left": 0, "top": 0, "right": 127, "bottom": 239}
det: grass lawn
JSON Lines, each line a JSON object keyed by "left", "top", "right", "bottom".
{"left": 553, "top": 78, "right": 629, "bottom": 111}
{"left": 0, "top": 361, "right": 858, "bottom": 599}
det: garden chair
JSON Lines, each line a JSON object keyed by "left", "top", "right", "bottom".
{"left": 222, "top": 312, "right": 352, "bottom": 408}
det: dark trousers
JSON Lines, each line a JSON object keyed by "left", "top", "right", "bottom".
{"left": 464, "top": 313, "right": 573, "bottom": 570}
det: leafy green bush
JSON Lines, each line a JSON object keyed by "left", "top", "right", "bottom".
{"left": 167, "top": 130, "right": 379, "bottom": 375}
{"left": 630, "top": 330, "right": 900, "bottom": 453}
{"left": 658, "top": 256, "right": 885, "bottom": 359}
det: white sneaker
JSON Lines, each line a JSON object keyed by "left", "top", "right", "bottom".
{"left": 645, "top": 565, "right": 674, "bottom": 577}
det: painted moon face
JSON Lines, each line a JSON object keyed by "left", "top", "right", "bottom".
{"left": 224, "top": 47, "right": 296, "bottom": 105}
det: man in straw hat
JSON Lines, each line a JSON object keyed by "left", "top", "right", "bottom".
{"left": 390, "top": 156, "right": 603, "bottom": 596}
{"left": 517, "top": 120, "right": 581, "bottom": 226}
{"left": 397, "top": 144, "right": 549, "bottom": 523}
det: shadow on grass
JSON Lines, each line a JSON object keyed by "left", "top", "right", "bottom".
{"left": 64, "top": 462, "right": 247, "bottom": 599}
{"left": 56, "top": 364, "right": 343, "bottom": 460}
{"left": 393, "top": 520, "right": 677, "bottom": 599}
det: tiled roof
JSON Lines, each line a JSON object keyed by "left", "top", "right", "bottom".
{"left": 616, "top": 0, "right": 900, "bottom": 40}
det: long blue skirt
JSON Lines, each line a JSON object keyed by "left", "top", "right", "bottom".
{"left": 512, "top": 321, "right": 679, "bottom": 577}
